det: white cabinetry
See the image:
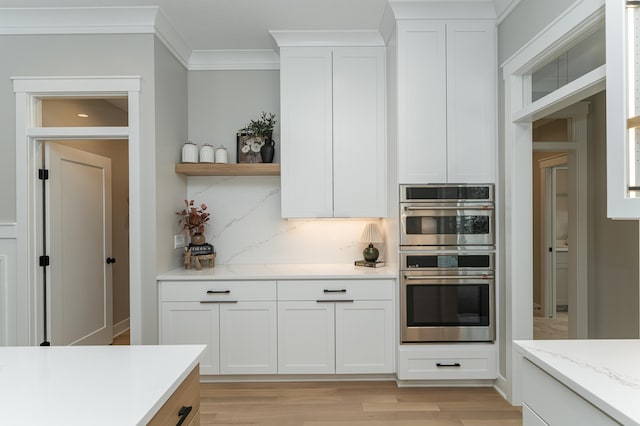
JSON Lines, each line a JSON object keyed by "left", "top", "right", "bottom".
{"left": 277, "top": 280, "right": 394, "bottom": 374}
{"left": 521, "top": 358, "right": 618, "bottom": 425}
{"left": 160, "top": 281, "right": 277, "bottom": 375}
{"left": 397, "top": 20, "right": 496, "bottom": 184}
{"left": 397, "top": 344, "right": 497, "bottom": 380}
{"left": 280, "top": 46, "right": 386, "bottom": 218}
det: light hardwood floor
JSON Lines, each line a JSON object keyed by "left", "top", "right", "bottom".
{"left": 533, "top": 311, "right": 569, "bottom": 340}
{"left": 199, "top": 382, "right": 522, "bottom": 425}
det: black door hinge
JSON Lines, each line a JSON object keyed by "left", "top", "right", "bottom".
{"left": 38, "top": 169, "right": 49, "bottom": 180}
{"left": 39, "top": 255, "right": 50, "bottom": 267}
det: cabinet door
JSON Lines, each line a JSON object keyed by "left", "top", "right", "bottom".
{"left": 446, "top": 22, "right": 496, "bottom": 183}
{"left": 397, "top": 21, "right": 447, "bottom": 184}
{"left": 280, "top": 47, "right": 334, "bottom": 218}
{"left": 277, "top": 301, "right": 335, "bottom": 374}
{"left": 333, "top": 47, "right": 387, "bottom": 217}
{"left": 160, "top": 302, "right": 219, "bottom": 375}
{"left": 219, "top": 301, "right": 277, "bottom": 374}
{"left": 335, "top": 300, "right": 394, "bottom": 374}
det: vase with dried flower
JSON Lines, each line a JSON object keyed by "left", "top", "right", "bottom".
{"left": 177, "top": 200, "right": 210, "bottom": 246}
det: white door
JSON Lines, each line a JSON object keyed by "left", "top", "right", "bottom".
{"left": 161, "top": 302, "right": 220, "bottom": 375}
{"left": 219, "top": 301, "right": 277, "bottom": 374}
{"left": 45, "top": 143, "right": 113, "bottom": 345}
{"left": 335, "top": 300, "right": 394, "bottom": 374}
{"left": 277, "top": 301, "right": 335, "bottom": 374}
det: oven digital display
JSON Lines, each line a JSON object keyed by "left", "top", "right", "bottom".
{"left": 405, "top": 186, "right": 490, "bottom": 201}
{"left": 405, "top": 255, "right": 491, "bottom": 269}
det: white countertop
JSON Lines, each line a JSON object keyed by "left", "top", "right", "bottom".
{"left": 0, "top": 344, "right": 205, "bottom": 426}
{"left": 514, "top": 339, "right": 640, "bottom": 425}
{"left": 157, "top": 263, "right": 397, "bottom": 280}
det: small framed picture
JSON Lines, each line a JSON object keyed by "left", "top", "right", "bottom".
{"left": 236, "top": 133, "right": 264, "bottom": 163}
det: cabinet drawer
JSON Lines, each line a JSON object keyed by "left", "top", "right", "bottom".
{"left": 160, "top": 281, "right": 276, "bottom": 302}
{"left": 521, "top": 359, "right": 618, "bottom": 426}
{"left": 278, "top": 280, "right": 393, "bottom": 301}
{"left": 398, "top": 344, "right": 496, "bottom": 380}
{"left": 148, "top": 365, "right": 200, "bottom": 426}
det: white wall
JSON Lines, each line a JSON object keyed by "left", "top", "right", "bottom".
{"left": 587, "top": 91, "right": 640, "bottom": 338}
{"left": 0, "top": 225, "right": 17, "bottom": 345}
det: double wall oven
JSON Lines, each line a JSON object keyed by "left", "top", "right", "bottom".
{"left": 399, "top": 184, "right": 495, "bottom": 343}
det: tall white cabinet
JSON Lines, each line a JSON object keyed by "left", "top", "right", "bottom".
{"left": 279, "top": 45, "right": 387, "bottom": 218}
{"left": 396, "top": 20, "right": 496, "bottom": 184}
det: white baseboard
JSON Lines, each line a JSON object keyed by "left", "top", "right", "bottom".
{"left": 113, "top": 318, "right": 130, "bottom": 337}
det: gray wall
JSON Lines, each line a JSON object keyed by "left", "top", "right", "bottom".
{"left": 587, "top": 91, "right": 640, "bottom": 338}
{"left": 498, "top": 0, "right": 577, "bottom": 64}
{"left": 0, "top": 33, "right": 159, "bottom": 344}
{"left": 188, "top": 70, "right": 280, "bottom": 163}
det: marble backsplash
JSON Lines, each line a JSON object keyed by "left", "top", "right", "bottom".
{"left": 186, "top": 176, "right": 385, "bottom": 264}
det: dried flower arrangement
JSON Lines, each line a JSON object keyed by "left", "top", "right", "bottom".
{"left": 177, "top": 200, "right": 210, "bottom": 236}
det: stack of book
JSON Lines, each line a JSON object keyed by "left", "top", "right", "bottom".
{"left": 189, "top": 243, "right": 214, "bottom": 256}
{"left": 354, "top": 260, "right": 385, "bottom": 268}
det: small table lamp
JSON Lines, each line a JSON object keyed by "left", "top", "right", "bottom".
{"left": 360, "top": 223, "right": 383, "bottom": 262}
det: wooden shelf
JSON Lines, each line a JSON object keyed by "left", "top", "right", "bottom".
{"left": 628, "top": 115, "right": 640, "bottom": 129}
{"left": 175, "top": 163, "right": 280, "bottom": 176}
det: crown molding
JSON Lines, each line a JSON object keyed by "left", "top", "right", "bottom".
{"left": 153, "top": 8, "right": 191, "bottom": 68}
{"left": 189, "top": 49, "right": 280, "bottom": 70}
{"left": 387, "top": 0, "right": 496, "bottom": 20}
{"left": 269, "top": 30, "right": 385, "bottom": 47}
{"left": 496, "top": 0, "right": 522, "bottom": 24}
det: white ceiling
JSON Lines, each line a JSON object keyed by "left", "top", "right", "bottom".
{"left": 0, "top": 0, "right": 515, "bottom": 52}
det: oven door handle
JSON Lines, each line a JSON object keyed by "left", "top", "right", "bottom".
{"left": 404, "top": 275, "right": 492, "bottom": 280}
{"left": 404, "top": 205, "right": 493, "bottom": 211}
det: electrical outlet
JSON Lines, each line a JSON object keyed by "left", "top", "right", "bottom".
{"left": 174, "top": 234, "right": 186, "bottom": 249}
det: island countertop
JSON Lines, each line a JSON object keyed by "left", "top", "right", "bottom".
{"left": 0, "top": 344, "right": 205, "bottom": 425}
{"left": 514, "top": 339, "right": 640, "bottom": 425}
{"left": 157, "top": 263, "right": 397, "bottom": 280}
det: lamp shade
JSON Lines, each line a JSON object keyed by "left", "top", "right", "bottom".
{"left": 360, "top": 223, "right": 383, "bottom": 244}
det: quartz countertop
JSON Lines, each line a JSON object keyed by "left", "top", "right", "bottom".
{"left": 157, "top": 263, "right": 397, "bottom": 280}
{"left": 0, "top": 345, "right": 205, "bottom": 425}
{"left": 514, "top": 339, "right": 640, "bottom": 425}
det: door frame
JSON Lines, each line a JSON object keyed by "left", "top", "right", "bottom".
{"left": 500, "top": 0, "right": 604, "bottom": 404}
{"left": 13, "top": 76, "right": 141, "bottom": 346}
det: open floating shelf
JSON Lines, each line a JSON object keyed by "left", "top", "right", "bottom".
{"left": 628, "top": 115, "right": 640, "bottom": 129}
{"left": 175, "top": 163, "right": 280, "bottom": 176}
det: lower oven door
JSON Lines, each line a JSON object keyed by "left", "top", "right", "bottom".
{"left": 401, "top": 272, "right": 495, "bottom": 343}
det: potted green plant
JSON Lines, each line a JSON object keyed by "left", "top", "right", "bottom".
{"left": 177, "top": 199, "right": 210, "bottom": 245}
{"left": 238, "top": 112, "right": 277, "bottom": 163}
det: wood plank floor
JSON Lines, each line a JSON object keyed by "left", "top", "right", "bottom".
{"left": 200, "top": 381, "right": 522, "bottom": 425}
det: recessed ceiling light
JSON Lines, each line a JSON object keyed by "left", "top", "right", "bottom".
{"left": 77, "top": 113, "right": 89, "bottom": 118}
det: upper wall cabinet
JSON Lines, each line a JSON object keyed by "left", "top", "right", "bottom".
{"left": 606, "top": 1, "right": 640, "bottom": 219}
{"left": 397, "top": 21, "right": 496, "bottom": 184}
{"left": 280, "top": 46, "right": 387, "bottom": 218}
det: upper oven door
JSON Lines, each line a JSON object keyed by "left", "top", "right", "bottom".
{"left": 400, "top": 203, "right": 494, "bottom": 247}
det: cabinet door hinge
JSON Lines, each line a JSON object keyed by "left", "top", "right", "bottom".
{"left": 39, "top": 255, "right": 50, "bottom": 267}
{"left": 38, "top": 169, "right": 49, "bottom": 180}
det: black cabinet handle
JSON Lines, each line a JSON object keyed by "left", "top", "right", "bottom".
{"left": 176, "top": 405, "right": 192, "bottom": 426}
{"left": 106, "top": 257, "right": 116, "bottom": 264}
{"left": 316, "top": 299, "right": 354, "bottom": 303}
{"left": 436, "top": 362, "right": 461, "bottom": 368}
{"left": 200, "top": 300, "right": 238, "bottom": 304}
{"left": 206, "top": 290, "right": 230, "bottom": 294}
{"left": 324, "top": 289, "right": 347, "bottom": 293}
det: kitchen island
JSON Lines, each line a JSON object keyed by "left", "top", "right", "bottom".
{"left": 514, "top": 339, "right": 640, "bottom": 425}
{"left": 0, "top": 344, "right": 205, "bottom": 425}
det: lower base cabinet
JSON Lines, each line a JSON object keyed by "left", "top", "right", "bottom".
{"left": 148, "top": 365, "right": 200, "bottom": 426}
{"left": 160, "top": 279, "right": 394, "bottom": 376}
{"left": 397, "top": 344, "right": 497, "bottom": 380}
{"left": 521, "top": 358, "right": 618, "bottom": 425}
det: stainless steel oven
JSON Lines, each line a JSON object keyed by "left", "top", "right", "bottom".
{"left": 400, "top": 184, "right": 494, "bottom": 248}
{"left": 400, "top": 251, "right": 495, "bottom": 343}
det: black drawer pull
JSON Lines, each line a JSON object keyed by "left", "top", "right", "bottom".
{"left": 316, "top": 299, "right": 354, "bottom": 303}
{"left": 200, "top": 300, "right": 238, "bottom": 304}
{"left": 176, "top": 405, "right": 192, "bottom": 426}
{"left": 436, "top": 362, "right": 461, "bottom": 368}
{"left": 324, "top": 289, "right": 347, "bottom": 293}
{"left": 207, "top": 290, "right": 230, "bottom": 294}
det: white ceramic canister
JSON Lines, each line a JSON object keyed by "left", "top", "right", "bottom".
{"left": 199, "top": 144, "right": 215, "bottom": 163}
{"left": 215, "top": 145, "right": 228, "bottom": 163}
{"left": 181, "top": 141, "right": 198, "bottom": 163}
